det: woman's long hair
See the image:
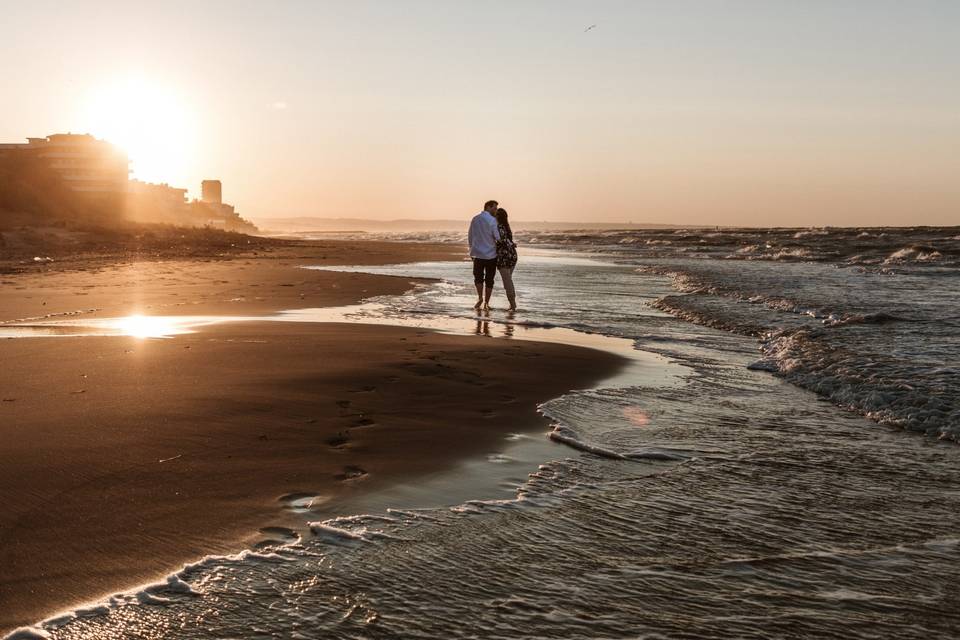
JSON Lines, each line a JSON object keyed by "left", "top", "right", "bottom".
{"left": 495, "top": 208, "right": 513, "bottom": 241}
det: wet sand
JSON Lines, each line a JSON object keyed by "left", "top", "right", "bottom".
{"left": 0, "top": 241, "right": 624, "bottom": 634}
{"left": 0, "top": 240, "right": 462, "bottom": 323}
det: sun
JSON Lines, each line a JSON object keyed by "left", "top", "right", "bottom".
{"left": 82, "top": 77, "right": 197, "bottom": 185}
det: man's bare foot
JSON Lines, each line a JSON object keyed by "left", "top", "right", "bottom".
{"left": 482, "top": 303, "right": 491, "bottom": 311}
{"left": 473, "top": 300, "right": 483, "bottom": 310}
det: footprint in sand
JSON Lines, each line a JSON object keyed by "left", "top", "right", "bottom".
{"left": 256, "top": 526, "right": 300, "bottom": 547}
{"left": 348, "top": 385, "right": 377, "bottom": 394}
{"left": 279, "top": 492, "right": 328, "bottom": 512}
{"left": 335, "top": 465, "right": 368, "bottom": 481}
{"left": 326, "top": 432, "right": 350, "bottom": 449}
{"left": 260, "top": 526, "right": 297, "bottom": 536}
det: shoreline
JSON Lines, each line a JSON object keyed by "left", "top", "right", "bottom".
{"left": 0, "top": 240, "right": 627, "bottom": 635}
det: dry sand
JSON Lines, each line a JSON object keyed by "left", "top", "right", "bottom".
{"left": 0, "top": 241, "right": 624, "bottom": 633}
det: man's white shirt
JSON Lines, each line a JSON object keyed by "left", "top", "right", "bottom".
{"left": 468, "top": 211, "right": 501, "bottom": 259}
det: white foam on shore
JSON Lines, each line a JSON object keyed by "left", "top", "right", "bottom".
{"left": 4, "top": 548, "right": 291, "bottom": 639}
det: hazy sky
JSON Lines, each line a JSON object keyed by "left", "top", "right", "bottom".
{"left": 2, "top": 0, "right": 958, "bottom": 226}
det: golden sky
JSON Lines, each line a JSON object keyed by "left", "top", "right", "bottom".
{"left": 2, "top": 0, "right": 958, "bottom": 226}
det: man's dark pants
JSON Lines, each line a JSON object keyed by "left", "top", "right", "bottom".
{"left": 472, "top": 257, "right": 497, "bottom": 289}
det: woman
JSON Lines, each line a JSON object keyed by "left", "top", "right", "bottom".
{"left": 495, "top": 207, "right": 518, "bottom": 311}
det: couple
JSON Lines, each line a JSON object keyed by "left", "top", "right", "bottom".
{"left": 468, "top": 199, "right": 519, "bottom": 312}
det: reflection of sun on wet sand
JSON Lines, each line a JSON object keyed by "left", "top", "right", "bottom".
{"left": 106, "top": 313, "right": 182, "bottom": 337}
{"left": 0, "top": 239, "right": 624, "bottom": 634}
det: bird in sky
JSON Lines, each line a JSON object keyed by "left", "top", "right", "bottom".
{"left": 584, "top": 24, "right": 597, "bottom": 33}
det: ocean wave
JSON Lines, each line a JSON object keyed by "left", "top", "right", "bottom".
{"left": 822, "top": 312, "right": 904, "bottom": 328}
{"left": 770, "top": 247, "right": 814, "bottom": 260}
{"left": 652, "top": 295, "right": 766, "bottom": 336}
{"left": 517, "top": 226, "right": 960, "bottom": 270}
{"left": 793, "top": 229, "right": 831, "bottom": 239}
{"left": 639, "top": 252, "right": 960, "bottom": 441}
{"left": 753, "top": 328, "right": 960, "bottom": 441}
{"left": 656, "top": 300, "right": 960, "bottom": 440}
{"left": 549, "top": 424, "right": 687, "bottom": 461}
{"left": 311, "top": 225, "right": 960, "bottom": 272}
{"left": 883, "top": 245, "right": 944, "bottom": 264}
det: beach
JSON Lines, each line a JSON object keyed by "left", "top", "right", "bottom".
{"left": 0, "top": 240, "right": 625, "bottom": 634}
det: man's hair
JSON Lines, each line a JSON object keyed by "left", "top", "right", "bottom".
{"left": 484, "top": 200, "right": 498, "bottom": 210}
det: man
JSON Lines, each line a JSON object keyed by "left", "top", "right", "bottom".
{"left": 468, "top": 199, "right": 501, "bottom": 311}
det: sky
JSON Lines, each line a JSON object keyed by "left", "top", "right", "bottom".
{"left": 1, "top": 0, "right": 958, "bottom": 226}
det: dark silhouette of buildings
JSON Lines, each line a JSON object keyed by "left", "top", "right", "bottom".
{"left": 0, "top": 134, "right": 128, "bottom": 196}
{"left": 0, "top": 133, "right": 256, "bottom": 232}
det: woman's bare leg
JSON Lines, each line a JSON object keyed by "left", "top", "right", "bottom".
{"left": 498, "top": 266, "right": 517, "bottom": 310}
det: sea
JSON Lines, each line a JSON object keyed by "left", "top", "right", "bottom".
{"left": 9, "top": 226, "right": 960, "bottom": 639}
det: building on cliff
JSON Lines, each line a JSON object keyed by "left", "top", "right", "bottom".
{"left": 0, "top": 133, "right": 129, "bottom": 196}
{"left": 190, "top": 179, "right": 256, "bottom": 232}
{"left": 1, "top": 133, "right": 257, "bottom": 232}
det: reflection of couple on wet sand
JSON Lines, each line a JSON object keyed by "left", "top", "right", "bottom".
{"left": 475, "top": 317, "right": 516, "bottom": 338}
{"left": 468, "top": 199, "right": 519, "bottom": 312}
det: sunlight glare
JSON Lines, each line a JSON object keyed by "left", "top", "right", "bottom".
{"left": 109, "top": 314, "right": 182, "bottom": 339}
{"left": 82, "top": 77, "right": 197, "bottom": 185}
